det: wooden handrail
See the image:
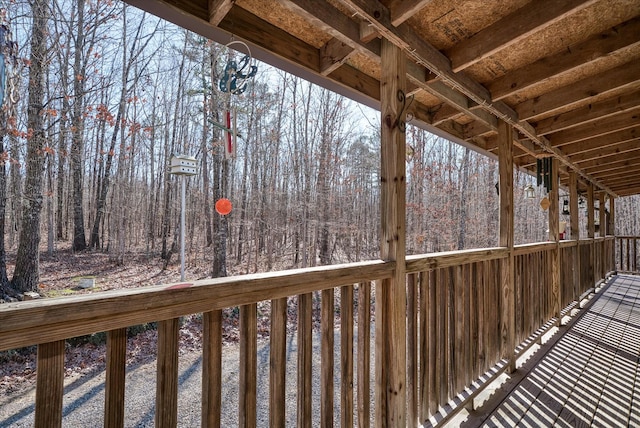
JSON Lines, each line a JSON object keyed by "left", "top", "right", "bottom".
{"left": 405, "top": 247, "right": 507, "bottom": 273}
{"left": 0, "top": 260, "right": 394, "bottom": 351}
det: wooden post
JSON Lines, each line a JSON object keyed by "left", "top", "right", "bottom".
{"left": 202, "top": 310, "right": 222, "bottom": 428}
{"left": 609, "top": 195, "right": 615, "bottom": 236}
{"left": 269, "top": 299, "right": 287, "bottom": 428}
{"left": 569, "top": 172, "right": 579, "bottom": 240}
{"left": 357, "top": 282, "right": 371, "bottom": 428}
{"left": 587, "top": 184, "right": 595, "bottom": 288}
{"left": 376, "top": 38, "right": 406, "bottom": 427}
{"left": 587, "top": 184, "right": 595, "bottom": 239}
{"left": 340, "top": 286, "right": 354, "bottom": 428}
{"left": 569, "top": 172, "right": 579, "bottom": 303}
{"left": 598, "top": 193, "right": 606, "bottom": 237}
{"left": 297, "top": 293, "right": 312, "bottom": 428}
{"left": 497, "top": 120, "right": 515, "bottom": 373}
{"left": 548, "top": 158, "right": 561, "bottom": 321}
{"left": 239, "top": 304, "right": 257, "bottom": 428}
{"left": 105, "top": 328, "right": 127, "bottom": 428}
{"left": 35, "top": 340, "right": 65, "bottom": 428}
{"left": 156, "top": 318, "right": 179, "bottom": 428}
{"left": 321, "top": 289, "right": 334, "bottom": 428}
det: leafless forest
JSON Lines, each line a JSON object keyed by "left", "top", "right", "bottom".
{"left": 0, "top": 1, "right": 638, "bottom": 294}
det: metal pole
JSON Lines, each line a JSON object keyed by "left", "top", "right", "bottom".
{"left": 180, "top": 176, "right": 186, "bottom": 281}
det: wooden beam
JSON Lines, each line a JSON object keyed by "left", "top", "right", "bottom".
{"left": 547, "top": 107, "right": 640, "bottom": 147}
{"left": 554, "top": 126, "right": 640, "bottom": 154}
{"left": 376, "top": 38, "right": 406, "bottom": 427}
{"left": 489, "top": 17, "right": 640, "bottom": 101}
{"left": 320, "top": 38, "right": 355, "bottom": 75}
{"left": 388, "top": 0, "right": 433, "bottom": 26}
{"left": 105, "top": 328, "right": 127, "bottom": 428}
{"left": 446, "top": 0, "right": 598, "bottom": 72}
{"left": 516, "top": 59, "right": 640, "bottom": 120}
{"left": 565, "top": 139, "right": 640, "bottom": 164}
{"left": 535, "top": 89, "right": 640, "bottom": 135}
{"left": 360, "top": 20, "right": 379, "bottom": 42}
{"left": 498, "top": 120, "right": 515, "bottom": 373}
{"left": 208, "top": 0, "right": 234, "bottom": 25}
{"left": 578, "top": 153, "right": 640, "bottom": 173}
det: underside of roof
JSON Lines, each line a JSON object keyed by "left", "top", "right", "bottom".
{"left": 125, "top": 0, "right": 640, "bottom": 197}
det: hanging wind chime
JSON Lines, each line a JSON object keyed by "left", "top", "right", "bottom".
{"left": 536, "top": 157, "right": 553, "bottom": 211}
{"left": 216, "top": 40, "right": 257, "bottom": 159}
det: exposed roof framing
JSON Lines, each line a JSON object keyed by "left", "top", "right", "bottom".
{"left": 124, "top": 0, "right": 640, "bottom": 197}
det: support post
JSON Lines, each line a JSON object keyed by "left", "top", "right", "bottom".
{"left": 609, "top": 195, "right": 615, "bottom": 236}
{"left": 548, "top": 158, "right": 560, "bottom": 321}
{"left": 587, "top": 184, "right": 595, "bottom": 239}
{"left": 376, "top": 38, "right": 406, "bottom": 427}
{"left": 569, "top": 172, "right": 579, "bottom": 241}
{"left": 599, "top": 193, "right": 606, "bottom": 238}
{"left": 569, "top": 172, "right": 579, "bottom": 303}
{"left": 180, "top": 176, "right": 186, "bottom": 281}
{"left": 497, "top": 120, "right": 515, "bottom": 373}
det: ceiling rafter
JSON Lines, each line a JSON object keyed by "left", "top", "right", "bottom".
{"left": 208, "top": 0, "right": 234, "bottom": 25}
{"left": 333, "top": 0, "right": 617, "bottom": 196}
{"left": 547, "top": 107, "right": 640, "bottom": 146}
{"left": 534, "top": 89, "right": 640, "bottom": 135}
{"left": 516, "top": 59, "right": 640, "bottom": 120}
{"left": 388, "top": 0, "right": 433, "bottom": 27}
{"left": 446, "top": 0, "right": 599, "bottom": 72}
{"left": 489, "top": 16, "right": 640, "bottom": 101}
{"left": 556, "top": 127, "right": 640, "bottom": 154}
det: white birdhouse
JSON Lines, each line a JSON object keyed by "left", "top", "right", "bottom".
{"left": 169, "top": 154, "right": 197, "bottom": 176}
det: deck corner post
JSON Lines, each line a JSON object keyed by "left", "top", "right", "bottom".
{"left": 569, "top": 172, "right": 580, "bottom": 302}
{"left": 376, "top": 38, "right": 407, "bottom": 427}
{"left": 497, "top": 119, "right": 515, "bottom": 373}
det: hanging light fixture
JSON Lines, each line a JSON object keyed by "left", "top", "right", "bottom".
{"left": 524, "top": 184, "right": 536, "bottom": 199}
{"left": 562, "top": 199, "right": 570, "bottom": 215}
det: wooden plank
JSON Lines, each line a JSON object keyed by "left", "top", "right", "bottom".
{"left": 297, "top": 293, "right": 312, "bottom": 428}
{"left": 156, "top": 318, "right": 179, "bottom": 428}
{"left": 202, "top": 310, "right": 222, "bottom": 428}
{"left": 609, "top": 196, "right": 615, "bottom": 236}
{"left": 448, "top": 0, "right": 598, "bottom": 71}
{"left": 453, "top": 265, "right": 465, "bottom": 393}
{"left": 239, "top": 304, "right": 257, "bottom": 428}
{"left": 321, "top": 288, "right": 334, "bottom": 428}
{"left": 0, "top": 260, "right": 394, "bottom": 352}
{"left": 35, "top": 340, "right": 65, "bottom": 428}
{"left": 406, "top": 273, "right": 418, "bottom": 426}
{"left": 435, "top": 268, "right": 447, "bottom": 406}
{"left": 340, "top": 285, "right": 354, "bottom": 428}
{"left": 105, "top": 328, "right": 127, "bottom": 428}
{"left": 375, "top": 38, "right": 407, "bottom": 428}
{"left": 547, "top": 108, "right": 640, "bottom": 147}
{"left": 357, "top": 282, "right": 371, "bottom": 428}
{"left": 269, "top": 299, "right": 287, "bottom": 428}
{"left": 418, "top": 271, "right": 432, "bottom": 421}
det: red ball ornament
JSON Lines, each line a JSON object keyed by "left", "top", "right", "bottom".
{"left": 215, "top": 198, "right": 232, "bottom": 215}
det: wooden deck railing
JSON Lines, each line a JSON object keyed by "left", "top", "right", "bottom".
{"left": 0, "top": 238, "right": 617, "bottom": 427}
{"left": 617, "top": 235, "right": 639, "bottom": 273}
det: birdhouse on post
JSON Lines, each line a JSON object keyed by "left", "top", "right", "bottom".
{"left": 169, "top": 154, "right": 197, "bottom": 176}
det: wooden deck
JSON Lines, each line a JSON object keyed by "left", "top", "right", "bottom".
{"left": 465, "top": 274, "right": 640, "bottom": 427}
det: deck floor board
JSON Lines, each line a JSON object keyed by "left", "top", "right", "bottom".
{"left": 466, "top": 274, "right": 640, "bottom": 427}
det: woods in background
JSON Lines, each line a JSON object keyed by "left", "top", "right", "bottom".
{"left": 0, "top": 1, "right": 637, "bottom": 294}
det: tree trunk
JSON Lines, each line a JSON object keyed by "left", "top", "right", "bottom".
{"left": 11, "top": 0, "right": 48, "bottom": 293}
{"left": 71, "top": 0, "right": 87, "bottom": 251}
